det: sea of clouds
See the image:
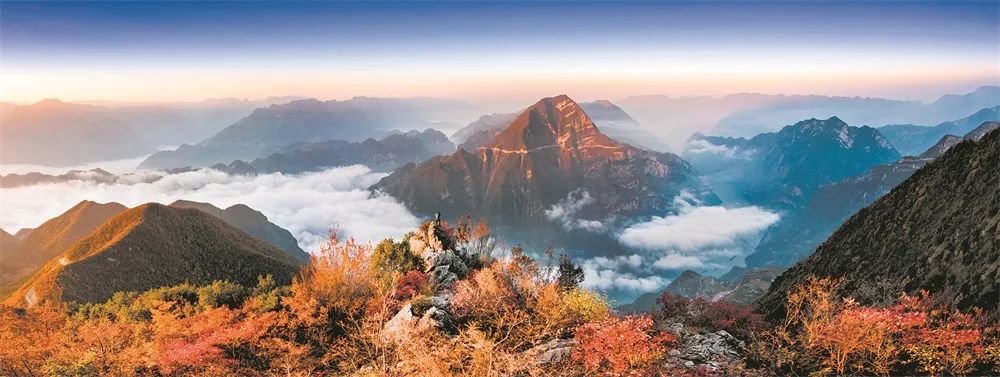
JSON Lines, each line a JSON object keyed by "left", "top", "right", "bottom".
{"left": 3, "top": 165, "right": 781, "bottom": 302}
{"left": 547, "top": 190, "right": 781, "bottom": 297}
{"left": 0, "top": 165, "right": 421, "bottom": 253}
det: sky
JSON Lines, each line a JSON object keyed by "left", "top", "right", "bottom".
{"left": 1, "top": 1, "right": 997, "bottom": 103}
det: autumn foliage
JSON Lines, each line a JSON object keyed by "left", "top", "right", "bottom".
{"left": 572, "top": 315, "right": 677, "bottom": 374}
{"left": 752, "top": 276, "right": 998, "bottom": 376}
{"left": 1, "top": 220, "right": 997, "bottom": 376}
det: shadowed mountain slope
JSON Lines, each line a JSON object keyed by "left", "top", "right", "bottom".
{"left": 169, "top": 200, "right": 309, "bottom": 262}
{"left": 4, "top": 203, "right": 301, "bottom": 306}
{"left": 758, "top": 129, "right": 1000, "bottom": 318}
{"left": 0, "top": 201, "right": 128, "bottom": 289}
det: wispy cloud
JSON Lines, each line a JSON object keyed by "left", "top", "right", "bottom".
{"left": 544, "top": 189, "right": 605, "bottom": 232}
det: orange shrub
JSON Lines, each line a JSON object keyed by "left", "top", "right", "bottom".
{"left": 571, "top": 315, "right": 676, "bottom": 374}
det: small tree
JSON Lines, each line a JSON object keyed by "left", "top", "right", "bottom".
{"left": 556, "top": 254, "right": 584, "bottom": 291}
{"left": 371, "top": 237, "right": 424, "bottom": 276}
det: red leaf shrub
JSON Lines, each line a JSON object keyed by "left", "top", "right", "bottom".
{"left": 393, "top": 270, "right": 428, "bottom": 302}
{"left": 572, "top": 315, "right": 676, "bottom": 374}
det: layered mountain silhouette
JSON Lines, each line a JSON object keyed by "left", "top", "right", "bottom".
{"left": 452, "top": 113, "right": 518, "bottom": 150}
{"left": 578, "top": 100, "right": 671, "bottom": 152}
{"left": 0, "top": 100, "right": 149, "bottom": 165}
{"left": 169, "top": 200, "right": 309, "bottom": 262}
{"left": 0, "top": 169, "right": 118, "bottom": 188}
{"left": 4, "top": 203, "right": 302, "bottom": 306}
{"left": 747, "top": 120, "right": 1000, "bottom": 268}
{"left": 711, "top": 86, "right": 1000, "bottom": 138}
{"left": 372, "top": 95, "right": 717, "bottom": 249}
{"left": 878, "top": 106, "right": 1000, "bottom": 155}
{"left": 139, "top": 98, "right": 472, "bottom": 170}
{"left": 0, "top": 201, "right": 128, "bottom": 289}
{"left": 757, "top": 128, "right": 1000, "bottom": 318}
{"left": 684, "top": 116, "right": 900, "bottom": 209}
{"left": 246, "top": 129, "right": 455, "bottom": 174}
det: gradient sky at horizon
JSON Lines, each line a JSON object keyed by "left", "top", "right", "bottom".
{"left": 2, "top": 1, "right": 997, "bottom": 103}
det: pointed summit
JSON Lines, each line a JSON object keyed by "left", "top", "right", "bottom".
{"left": 489, "top": 95, "right": 619, "bottom": 152}
{"left": 372, "top": 95, "right": 718, "bottom": 250}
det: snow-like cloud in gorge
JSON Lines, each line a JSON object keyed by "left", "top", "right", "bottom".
{"left": 577, "top": 196, "right": 780, "bottom": 299}
{"left": 618, "top": 205, "right": 780, "bottom": 251}
{"left": 0, "top": 165, "right": 421, "bottom": 252}
{"left": 544, "top": 189, "right": 604, "bottom": 232}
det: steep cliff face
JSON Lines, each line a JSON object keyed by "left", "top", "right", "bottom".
{"left": 758, "top": 129, "right": 1000, "bottom": 318}
{"left": 372, "top": 95, "right": 717, "bottom": 242}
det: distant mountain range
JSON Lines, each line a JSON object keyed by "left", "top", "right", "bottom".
{"left": 746, "top": 119, "right": 1000, "bottom": 268}
{"left": 373, "top": 95, "right": 717, "bottom": 251}
{"left": 615, "top": 86, "right": 999, "bottom": 150}
{"left": 758, "top": 128, "right": 1000, "bottom": 317}
{"left": 3, "top": 203, "right": 301, "bottom": 306}
{"left": 246, "top": 129, "right": 455, "bottom": 174}
{"left": 138, "top": 98, "right": 473, "bottom": 170}
{"left": 711, "top": 86, "right": 1000, "bottom": 138}
{"left": 0, "top": 100, "right": 150, "bottom": 165}
{"left": 877, "top": 106, "right": 1000, "bottom": 155}
{"left": 684, "top": 116, "right": 900, "bottom": 209}
{"left": 0, "top": 98, "right": 294, "bottom": 166}
{"left": 452, "top": 113, "right": 519, "bottom": 151}
{"left": 0, "top": 200, "right": 307, "bottom": 298}
{"left": 620, "top": 268, "right": 781, "bottom": 313}
{"left": 0, "top": 129, "right": 455, "bottom": 188}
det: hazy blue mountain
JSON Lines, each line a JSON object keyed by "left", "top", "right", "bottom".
{"left": 758, "top": 128, "right": 1000, "bottom": 317}
{"left": 878, "top": 106, "right": 1000, "bottom": 155}
{"left": 247, "top": 129, "right": 455, "bottom": 173}
{"left": 683, "top": 116, "right": 900, "bottom": 209}
{"left": 712, "top": 86, "right": 1000, "bottom": 138}
{"left": 452, "top": 113, "right": 518, "bottom": 150}
{"left": 579, "top": 100, "right": 671, "bottom": 152}
{"left": 746, "top": 120, "right": 1000, "bottom": 268}
{"left": 138, "top": 97, "right": 474, "bottom": 170}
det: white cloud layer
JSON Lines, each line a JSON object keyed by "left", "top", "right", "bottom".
{"left": 618, "top": 205, "right": 779, "bottom": 251}
{"left": 544, "top": 189, "right": 604, "bottom": 232}
{"left": 577, "top": 197, "right": 780, "bottom": 300}
{"left": 0, "top": 165, "right": 421, "bottom": 253}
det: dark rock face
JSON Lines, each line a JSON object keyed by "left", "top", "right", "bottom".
{"left": 663, "top": 323, "right": 745, "bottom": 372}
{"left": 758, "top": 129, "right": 1000, "bottom": 318}
{"left": 372, "top": 95, "right": 717, "bottom": 247}
{"left": 746, "top": 121, "right": 1000, "bottom": 268}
